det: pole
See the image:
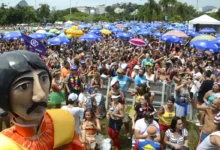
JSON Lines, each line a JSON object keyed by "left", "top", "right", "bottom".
{"left": 70, "top": 0, "right": 72, "bottom": 15}
{"left": 35, "top": 0, "right": 36, "bottom": 9}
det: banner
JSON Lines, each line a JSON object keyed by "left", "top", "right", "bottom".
{"left": 21, "top": 33, "right": 47, "bottom": 56}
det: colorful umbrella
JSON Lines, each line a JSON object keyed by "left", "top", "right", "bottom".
{"left": 191, "top": 34, "right": 216, "bottom": 42}
{"left": 163, "top": 30, "right": 188, "bottom": 38}
{"left": 100, "top": 29, "right": 112, "bottom": 35}
{"left": 49, "top": 29, "right": 59, "bottom": 33}
{"left": 129, "top": 38, "right": 146, "bottom": 47}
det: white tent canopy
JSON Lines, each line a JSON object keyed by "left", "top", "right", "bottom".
{"left": 189, "top": 14, "right": 220, "bottom": 25}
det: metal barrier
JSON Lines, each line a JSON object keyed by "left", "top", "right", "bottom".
{"left": 87, "top": 76, "right": 195, "bottom": 120}
{"left": 87, "top": 77, "right": 176, "bottom": 110}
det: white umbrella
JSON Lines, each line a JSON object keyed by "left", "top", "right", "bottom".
{"left": 36, "top": 30, "right": 46, "bottom": 33}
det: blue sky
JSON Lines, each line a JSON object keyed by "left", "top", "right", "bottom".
{"left": 3, "top": 0, "right": 220, "bottom": 10}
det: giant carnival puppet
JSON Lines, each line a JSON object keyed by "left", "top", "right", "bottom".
{"left": 0, "top": 50, "right": 84, "bottom": 150}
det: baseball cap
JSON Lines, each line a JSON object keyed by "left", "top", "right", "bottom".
{"left": 111, "top": 78, "right": 119, "bottom": 86}
{"left": 134, "top": 65, "right": 140, "bottom": 70}
{"left": 68, "top": 93, "right": 78, "bottom": 102}
{"left": 117, "top": 68, "right": 124, "bottom": 73}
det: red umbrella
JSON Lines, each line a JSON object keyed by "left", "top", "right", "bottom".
{"left": 163, "top": 30, "right": 188, "bottom": 38}
{"left": 129, "top": 38, "right": 146, "bottom": 47}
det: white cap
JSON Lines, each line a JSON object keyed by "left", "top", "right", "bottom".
{"left": 134, "top": 65, "right": 140, "bottom": 70}
{"left": 68, "top": 93, "right": 78, "bottom": 102}
{"left": 206, "top": 66, "right": 213, "bottom": 71}
{"left": 111, "top": 78, "right": 118, "bottom": 86}
{"left": 111, "top": 95, "right": 121, "bottom": 99}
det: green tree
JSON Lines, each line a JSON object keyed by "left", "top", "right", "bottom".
{"left": 38, "top": 4, "right": 50, "bottom": 21}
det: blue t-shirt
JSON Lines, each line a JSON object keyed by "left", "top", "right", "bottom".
{"left": 134, "top": 75, "right": 147, "bottom": 86}
{"left": 141, "top": 58, "right": 153, "bottom": 66}
{"left": 137, "top": 140, "right": 161, "bottom": 150}
{"left": 114, "top": 75, "right": 131, "bottom": 96}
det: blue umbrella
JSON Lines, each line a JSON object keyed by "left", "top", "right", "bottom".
{"left": 29, "top": 33, "right": 47, "bottom": 41}
{"left": 127, "top": 29, "right": 136, "bottom": 34}
{"left": 199, "top": 28, "right": 216, "bottom": 33}
{"left": 45, "top": 32, "right": 56, "bottom": 37}
{"left": 111, "top": 28, "right": 123, "bottom": 33}
{"left": 79, "top": 33, "right": 102, "bottom": 41}
{"left": 160, "top": 35, "right": 181, "bottom": 43}
{"left": 137, "top": 30, "right": 152, "bottom": 36}
{"left": 90, "top": 26, "right": 101, "bottom": 30}
{"left": 212, "top": 39, "right": 220, "bottom": 45}
{"left": 44, "top": 27, "right": 51, "bottom": 31}
{"left": 166, "top": 26, "right": 175, "bottom": 30}
{"left": 89, "top": 30, "right": 101, "bottom": 35}
{"left": 153, "top": 32, "right": 162, "bottom": 38}
{"left": 47, "top": 36, "right": 70, "bottom": 45}
{"left": 187, "top": 31, "right": 200, "bottom": 37}
{"left": 190, "top": 40, "right": 219, "bottom": 52}
{"left": 115, "top": 32, "right": 132, "bottom": 40}
{"left": 216, "top": 34, "right": 220, "bottom": 39}
{"left": 3, "top": 32, "right": 22, "bottom": 40}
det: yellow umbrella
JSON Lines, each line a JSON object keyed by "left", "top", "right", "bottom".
{"left": 71, "top": 25, "right": 78, "bottom": 30}
{"left": 69, "top": 30, "right": 84, "bottom": 37}
{"left": 100, "top": 29, "right": 112, "bottom": 35}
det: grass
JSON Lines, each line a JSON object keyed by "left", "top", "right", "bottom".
{"left": 1, "top": 103, "right": 200, "bottom": 150}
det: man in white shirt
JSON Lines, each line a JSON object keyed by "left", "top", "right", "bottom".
{"left": 61, "top": 93, "right": 85, "bottom": 134}
{"left": 197, "top": 113, "right": 220, "bottom": 150}
{"left": 134, "top": 112, "right": 160, "bottom": 142}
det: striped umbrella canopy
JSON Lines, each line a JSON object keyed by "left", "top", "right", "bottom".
{"left": 191, "top": 34, "right": 216, "bottom": 42}
{"left": 163, "top": 30, "right": 188, "bottom": 38}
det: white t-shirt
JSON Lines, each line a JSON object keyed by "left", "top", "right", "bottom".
{"left": 78, "top": 92, "right": 91, "bottom": 104}
{"left": 61, "top": 106, "right": 84, "bottom": 134}
{"left": 197, "top": 131, "right": 220, "bottom": 150}
{"left": 134, "top": 118, "right": 160, "bottom": 136}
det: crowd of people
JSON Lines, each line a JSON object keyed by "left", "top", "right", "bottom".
{"left": 0, "top": 24, "right": 220, "bottom": 150}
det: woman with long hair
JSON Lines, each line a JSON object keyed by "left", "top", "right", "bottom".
{"left": 132, "top": 95, "right": 154, "bottom": 130}
{"left": 164, "top": 117, "right": 189, "bottom": 150}
{"left": 49, "top": 71, "right": 64, "bottom": 108}
{"left": 81, "top": 108, "right": 101, "bottom": 150}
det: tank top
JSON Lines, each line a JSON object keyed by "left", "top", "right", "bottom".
{"left": 197, "top": 131, "right": 220, "bottom": 150}
{"left": 159, "top": 106, "right": 175, "bottom": 126}
{"left": 208, "top": 91, "right": 220, "bottom": 104}
{"left": 110, "top": 104, "right": 119, "bottom": 120}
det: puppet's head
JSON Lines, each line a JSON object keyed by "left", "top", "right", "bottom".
{"left": 0, "top": 50, "right": 52, "bottom": 121}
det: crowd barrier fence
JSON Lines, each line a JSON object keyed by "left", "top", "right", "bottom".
{"left": 87, "top": 76, "right": 194, "bottom": 120}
